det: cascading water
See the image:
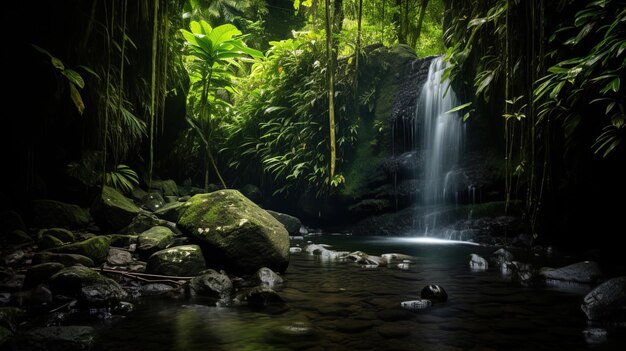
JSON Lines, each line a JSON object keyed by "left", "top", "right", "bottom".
{"left": 419, "top": 57, "right": 463, "bottom": 206}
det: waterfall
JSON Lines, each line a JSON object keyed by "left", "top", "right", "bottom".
{"left": 418, "top": 57, "right": 463, "bottom": 206}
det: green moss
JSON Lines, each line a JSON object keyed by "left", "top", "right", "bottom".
{"left": 37, "top": 228, "right": 75, "bottom": 243}
{"left": 137, "top": 226, "right": 174, "bottom": 256}
{"left": 91, "top": 185, "right": 140, "bottom": 230}
{"left": 38, "top": 234, "right": 65, "bottom": 250}
{"left": 146, "top": 245, "right": 206, "bottom": 276}
{"left": 24, "top": 262, "right": 65, "bottom": 288}
{"left": 106, "top": 234, "right": 138, "bottom": 247}
{"left": 49, "top": 236, "right": 111, "bottom": 263}
{"left": 33, "top": 252, "right": 95, "bottom": 267}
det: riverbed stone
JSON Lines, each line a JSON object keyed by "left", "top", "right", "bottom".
{"left": 23, "top": 263, "right": 65, "bottom": 288}
{"left": 421, "top": 284, "right": 448, "bottom": 302}
{"left": 145, "top": 245, "right": 206, "bottom": 277}
{"left": 469, "top": 254, "right": 488, "bottom": 270}
{"left": 490, "top": 248, "right": 514, "bottom": 266}
{"left": 38, "top": 234, "right": 65, "bottom": 250}
{"left": 50, "top": 266, "right": 127, "bottom": 305}
{"left": 141, "top": 192, "right": 165, "bottom": 212}
{"left": 238, "top": 286, "right": 286, "bottom": 309}
{"left": 21, "top": 326, "right": 95, "bottom": 351}
{"left": 266, "top": 210, "right": 302, "bottom": 236}
{"left": 254, "top": 267, "right": 283, "bottom": 287}
{"left": 106, "top": 248, "right": 133, "bottom": 266}
{"left": 150, "top": 179, "right": 180, "bottom": 197}
{"left": 32, "top": 252, "right": 95, "bottom": 267}
{"left": 49, "top": 236, "right": 111, "bottom": 263}
{"left": 540, "top": 261, "right": 603, "bottom": 284}
{"left": 37, "top": 228, "right": 75, "bottom": 243}
{"left": 91, "top": 185, "right": 141, "bottom": 230}
{"left": 189, "top": 269, "right": 233, "bottom": 301}
{"left": 106, "top": 234, "right": 138, "bottom": 248}
{"left": 401, "top": 299, "right": 432, "bottom": 311}
{"left": 120, "top": 212, "right": 181, "bottom": 236}
{"left": 31, "top": 200, "right": 91, "bottom": 229}
{"left": 137, "top": 226, "right": 174, "bottom": 256}
{"left": 178, "top": 190, "right": 289, "bottom": 274}
{"left": 581, "top": 276, "right": 626, "bottom": 321}
{"left": 153, "top": 201, "right": 186, "bottom": 222}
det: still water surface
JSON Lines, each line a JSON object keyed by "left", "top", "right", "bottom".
{"left": 96, "top": 236, "right": 625, "bottom": 350}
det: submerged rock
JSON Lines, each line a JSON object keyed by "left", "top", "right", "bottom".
{"left": 420, "top": 284, "right": 448, "bottom": 302}
{"left": 490, "top": 248, "right": 514, "bottom": 267}
{"left": 30, "top": 200, "right": 91, "bottom": 229}
{"left": 266, "top": 210, "right": 302, "bottom": 236}
{"left": 400, "top": 299, "right": 432, "bottom": 311}
{"left": 49, "top": 236, "right": 111, "bottom": 264}
{"left": 254, "top": 267, "right": 283, "bottom": 287}
{"left": 145, "top": 245, "right": 206, "bottom": 277}
{"left": 50, "top": 266, "right": 127, "bottom": 306}
{"left": 177, "top": 190, "right": 289, "bottom": 274}
{"left": 508, "top": 261, "right": 543, "bottom": 286}
{"left": 581, "top": 276, "right": 626, "bottom": 321}
{"left": 189, "top": 269, "right": 233, "bottom": 301}
{"left": 469, "top": 254, "right": 488, "bottom": 270}
{"left": 91, "top": 186, "right": 141, "bottom": 230}
{"left": 238, "top": 286, "right": 286, "bottom": 309}
{"left": 540, "top": 261, "right": 603, "bottom": 284}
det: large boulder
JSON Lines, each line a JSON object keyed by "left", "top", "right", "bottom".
{"left": 145, "top": 245, "right": 206, "bottom": 277}
{"left": 49, "top": 236, "right": 111, "bottom": 264}
{"left": 137, "top": 226, "right": 174, "bottom": 257}
{"left": 581, "top": 276, "right": 626, "bottom": 321}
{"left": 91, "top": 186, "right": 141, "bottom": 230}
{"left": 540, "top": 261, "right": 603, "bottom": 284}
{"left": 30, "top": 200, "right": 90, "bottom": 229}
{"left": 178, "top": 190, "right": 290, "bottom": 274}
{"left": 49, "top": 266, "right": 127, "bottom": 306}
{"left": 266, "top": 210, "right": 302, "bottom": 236}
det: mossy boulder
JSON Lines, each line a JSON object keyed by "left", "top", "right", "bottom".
{"left": 189, "top": 269, "right": 233, "bottom": 301}
{"left": 91, "top": 186, "right": 141, "bottom": 230}
{"left": 150, "top": 179, "right": 179, "bottom": 197}
{"left": 106, "top": 234, "right": 138, "bottom": 247}
{"left": 38, "top": 234, "right": 65, "bottom": 250}
{"left": 141, "top": 192, "right": 165, "bottom": 212}
{"left": 2, "top": 230, "right": 34, "bottom": 248}
{"left": 37, "top": 228, "right": 75, "bottom": 243}
{"left": 145, "top": 245, "right": 206, "bottom": 277}
{"left": 137, "top": 226, "right": 174, "bottom": 257}
{"left": 30, "top": 200, "right": 91, "bottom": 229}
{"left": 50, "top": 266, "right": 127, "bottom": 305}
{"left": 49, "top": 236, "right": 111, "bottom": 263}
{"left": 266, "top": 210, "right": 302, "bottom": 236}
{"left": 121, "top": 212, "right": 181, "bottom": 235}
{"left": 32, "top": 252, "right": 95, "bottom": 267}
{"left": 178, "top": 190, "right": 290, "bottom": 274}
{"left": 153, "top": 201, "right": 186, "bottom": 222}
{"left": 23, "top": 263, "right": 65, "bottom": 288}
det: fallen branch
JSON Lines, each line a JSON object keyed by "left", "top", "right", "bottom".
{"left": 93, "top": 267, "right": 194, "bottom": 286}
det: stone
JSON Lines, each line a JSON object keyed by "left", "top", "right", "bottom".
{"left": 254, "top": 267, "right": 283, "bottom": 287}
{"left": 540, "top": 261, "right": 603, "bottom": 284}
{"left": 145, "top": 245, "right": 206, "bottom": 277}
{"left": 38, "top": 234, "right": 65, "bottom": 250}
{"left": 189, "top": 269, "right": 233, "bottom": 301}
{"left": 21, "top": 326, "right": 95, "bottom": 351}
{"left": 137, "top": 226, "right": 174, "bottom": 256}
{"left": 3, "top": 230, "right": 33, "bottom": 248}
{"left": 91, "top": 185, "right": 141, "bottom": 230}
{"left": 121, "top": 212, "right": 181, "bottom": 236}
{"left": 238, "top": 286, "right": 285, "bottom": 309}
{"left": 50, "top": 266, "right": 127, "bottom": 306}
{"left": 289, "top": 247, "right": 302, "bottom": 253}
{"left": 49, "top": 236, "right": 111, "bottom": 263}
{"left": 130, "top": 186, "right": 148, "bottom": 202}
{"left": 177, "top": 190, "right": 290, "bottom": 274}
{"left": 154, "top": 202, "right": 186, "bottom": 222}
{"left": 421, "top": 284, "right": 448, "bottom": 302}
{"left": 581, "top": 276, "right": 626, "bottom": 321}
{"left": 139, "top": 283, "right": 176, "bottom": 296}
{"left": 150, "top": 179, "right": 180, "bottom": 197}
{"left": 106, "top": 234, "right": 138, "bottom": 248}
{"left": 508, "top": 261, "right": 543, "bottom": 287}
{"left": 266, "top": 210, "right": 302, "bottom": 236}
{"left": 469, "top": 254, "right": 488, "bottom": 270}
{"left": 490, "top": 248, "right": 514, "bottom": 266}
{"left": 23, "top": 263, "right": 65, "bottom": 288}
{"left": 141, "top": 192, "right": 165, "bottom": 212}
{"left": 106, "top": 248, "right": 133, "bottom": 266}
{"left": 30, "top": 200, "right": 91, "bottom": 229}
{"left": 239, "top": 184, "right": 263, "bottom": 204}
{"left": 401, "top": 299, "right": 432, "bottom": 310}
{"left": 32, "top": 252, "right": 95, "bottom": 267}
{"left": 37, "top": 228, "right": 75, "bottom": 243}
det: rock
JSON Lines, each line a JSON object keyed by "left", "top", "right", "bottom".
{"left": 141, "top": 192, "right": 165, "bottom": 212}
{"left": 106, "top": 234, "right": 138, "bottom": 248}
{"left": 400, "top": 299, "right": 432, "bottom": 311}
{"left": 0, "top": 210, "right": 26, "bottom": 233}
{"left": 239, "top": 184, "right": 263, "bottom": 204}
{"left": 508, "top": 261, "right": 543, "bottom": 286}
{"left": 137, "top": 226, "right": 174, "bottom": 257}
{"left": 490, "top": 248, "right": 514, "bottom": 266}
{"left": 289, "top": 247, "right": 302, "bottom": 253}
{"left": 150, "top": 179, "right": 180, "bottom": 197}
{"left": 583, "top": 328, "right": 608, "bottom": 344}
{"left": 3, "top": 250, "right": 25, "bottom": 266}
{"left": 165, "top": 196, "right": 178, "bottom": 203}
{"left": 469, "top": 254, "right": 488, "bottom": 270}
{"left": 3, "top": 230, "right": 33, "bottom": 248}
{"left": 23, "top": 263, "right": 65, "bottom": 288}
{"left": 581, "top": 276, "right": 626, "bottom": 321}
{"left": 38, "top": 234, "right": 65, "bottom": 250}
{"left": 130, "top": 186, "right": 148, "bottom": 202}
{"left": 178, "top": 190, "right": 290, "bottom": 274}
{"left": 189, "top": 269, "right": 233, "bottom": 301}
{"left": 21, "top": 326, "right": 95, "bottom": 351}
{"left": 106, "top": 248, "right": 133, "bottom": 266}
{"left": 49, "top": 236, "right": 111, "bottom": 263}
{"left": 30, "top": 200, "right": 91, "bottom": 229}
{"left": 238, "top": 286, "right": 285, "bottom": 309}
{"left": 120, "top": 212, "right": 181, "bottom": 236}
{"left": 145, "top": 245, "right": 206, "bottom": 277}
{"left": 266, "top": 210, "right": 302, "bottom": 236}
{"left": 113, "top": 301, "right": 134, "bottom": 314}
{"left": 381, "top": 253, "right": 416, "bottom": 262}
{"left": 91, "top": 185, "right": 141, "bottom": 230}
{"left": 420, "top": 284, "right": 448, "bottom": 302}
{"left": 128, "top": 261, "right": 146, "bottom": 273}
{"left": 0, "top": 326, "right": 12, "bottom": 346}
{"left": 50, "top": 266, "right": 127, "bottom": 306}
{"left": 32, "top": 252, "right": 95, "bottom": 267}
{"left": 37, "top": 228, "right": 75, "bottom": 243}
{"left": 139, "top": 283, "right": 177, "bottom": 296}
{"left": 540, "top": 261, "right": 603, "bottom": 284}
{"left": 254, "top": 267, "right": 283, "bottom": 287}
{"left": 153, "top": 202, "right": 186, "bottom": 222}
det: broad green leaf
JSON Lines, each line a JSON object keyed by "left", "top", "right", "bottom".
{"left": 62, "top": 69, "right": 85, "bottom": 89}
{"left": 208, "top": 24, "right": 242, "bottom": 45}
{"left": 78, "top": 65, "right": 101, "bottom": 80}
{"left": 69, "top": 82, "right": 85, "bottom": 115}
{"left": 446, "top": 102, "right": 473, "bottom": 114}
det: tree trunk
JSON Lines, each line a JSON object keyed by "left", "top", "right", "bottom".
{"left": 412, "top": 0, "right": 429, "bottom": 47}
{"left": 395, "top": 0, "right": 405, "bottom": 44}
{"left": 325, "top": 0, "right": 337, "bottom": 179}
